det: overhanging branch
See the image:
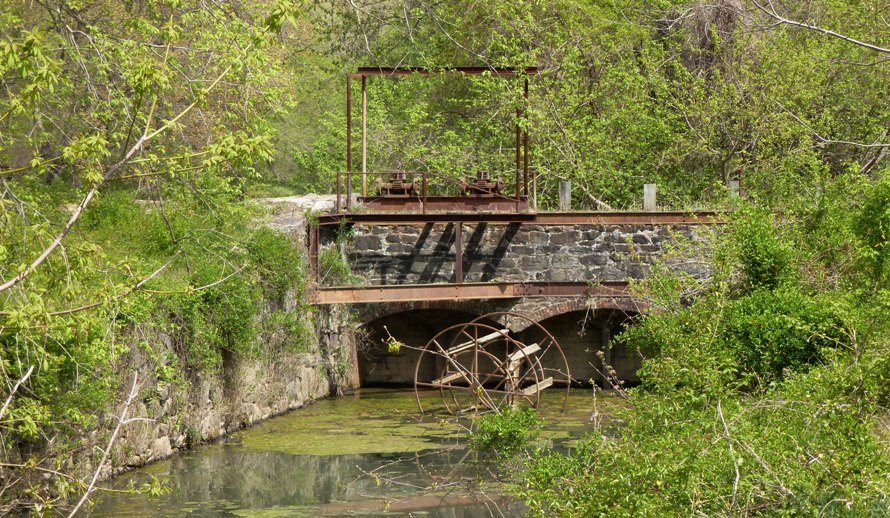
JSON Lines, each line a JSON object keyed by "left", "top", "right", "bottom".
{"left": 751, "top": 0, "right": 890, "bottom": 54}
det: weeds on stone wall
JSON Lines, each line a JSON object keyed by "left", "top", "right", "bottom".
{"left": 318, "top": 218, "right": 359, "bottom": 286}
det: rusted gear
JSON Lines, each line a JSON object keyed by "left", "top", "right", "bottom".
{"left": 413, "top": 312, "right": 570, "bottom": 415}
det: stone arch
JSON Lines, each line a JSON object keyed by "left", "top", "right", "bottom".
{"left": 354, "top": 299, "right": 516, "bottom": 327}
{"left": 351, "top": 295, "right": 647, "bottom": 387}
{"left": 359, "top": 307, "right": 493, "bottom": 386}
{"left": 525, "top": 297, "right": 643, "bottom": 324}
{"left": 522, "top": 305, "right": 643, "bottom": 386}
{"left": 504, "top": 296, "right": 646, "bottom": 333}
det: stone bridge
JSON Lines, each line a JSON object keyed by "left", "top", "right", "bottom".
{"left": 306, "top": 211, "right": 716, "bottom": 386}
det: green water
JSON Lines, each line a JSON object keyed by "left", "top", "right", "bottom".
{"left": 86, "top": 388, "right": 622, "bottom": 517}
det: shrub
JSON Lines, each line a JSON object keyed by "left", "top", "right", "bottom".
{"left": 247, "top": 228, "right": 304, "bottom": 301}
{"left": 469, "top": 407, "right": 542, "bottom": 457}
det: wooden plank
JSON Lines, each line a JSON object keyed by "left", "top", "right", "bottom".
{"left": 508, "top": 343, "right": 539, "bottom": 362}
{"left": 521, "top": 377, "right": 553, "bottom": 396}
{"left": 431, "top": 371, "right": 465, "bottom": 385}
{"left": 446, "top": 329, "right": 508, "bottom": 356}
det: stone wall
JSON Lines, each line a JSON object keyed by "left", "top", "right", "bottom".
{"left": 54, "top": 200, "right": 364, "bottom": 482}
{"left": 107, "top": 348, "right": 331, "bottom": 473}
{"left": 324, "top": 222, "right": 705, "bottom": 286}
{"left": 83, "top": 302, "right": 360, "bottom": 480}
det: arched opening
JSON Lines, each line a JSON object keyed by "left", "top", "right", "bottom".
{"left": 360, "top": 309, "right": 498, "bottom": 386}
{"left": 519, "top": 309, "right": 641, "bottom": 386}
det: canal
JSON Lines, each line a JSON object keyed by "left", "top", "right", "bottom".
{"left": 87, "top": 388, "right": 623, "bottom": 517}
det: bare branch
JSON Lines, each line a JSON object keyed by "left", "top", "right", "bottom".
{"left": 0, "top": 366, "right": 34, "bottom": 421}
{"left": 67, "top": 372, "right": 148, "bottom": 518}
{"left": 47, "top": 251, "right": 182, "bottom": 317}
{"left": 776, "top": 102, "right": 890, "bottom": 149}
{"left": 751, "top": 0, "right": 890, "bottom": 54}
{"left": 191, "top": 264, "right": 247, "bottom": 291}
{"left": 717, "top": 401, "right": 741, "bottom": 511}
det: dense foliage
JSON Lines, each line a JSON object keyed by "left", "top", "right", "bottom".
{"left": 299, "top": 0, "right": 889, "bottom": 209}
{"left": 1, "top": 0, "right": 888, "bottom": 514}
{"left": 514, "top": 184, "right": 890, "bottom": 515}
{"left": 469, "top": 407, "right": 543, "bottom": 458}
{"left": 0, "top": 0, "right": 315, "bottom": 512}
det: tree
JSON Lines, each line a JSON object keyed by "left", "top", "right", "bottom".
{"left": 310, "top": 0, "right": 890, "bottom": 207}
{"left": 0, "top": 0, "right": 306, "bottom": 511}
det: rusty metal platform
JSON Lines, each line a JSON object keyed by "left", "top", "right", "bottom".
{"left": 311, "top": 281, "right": 630, "bottom": 305}
{"left": 316, "top": 210, "right": 722, "bottom": 226}
{"left": 358, "top": 195, "right": 530, "bottom": 213}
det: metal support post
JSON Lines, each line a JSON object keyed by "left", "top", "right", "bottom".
{"left": 361, "top": 75, "right": 367, "bottom": 197}
{"left": 454, "top": 222, "right": 463, "bottom": 284}
{"left": 344, "top": 74, "right": 352, "bottom": 212}
{"left": 523, "top": 77, "right": 530, "bottom": 198}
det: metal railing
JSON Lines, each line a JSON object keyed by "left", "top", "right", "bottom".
{"left": 335, "top": 170, "right": 533, "bottom": 214}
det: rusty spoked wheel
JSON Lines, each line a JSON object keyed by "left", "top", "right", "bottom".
{"left": 413, "top": 313, "right": 570, "bottom": 415}
{"left": 470, "top": 311, "right": 572, "bottom": 408}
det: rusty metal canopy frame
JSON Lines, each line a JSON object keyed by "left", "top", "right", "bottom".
{"left": 339, "top": 66, "right": 537, "bottom": 213}
{"left": 413, "top": 311, "right": 570, "bottom": 415}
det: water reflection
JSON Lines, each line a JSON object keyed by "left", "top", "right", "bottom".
{"left": 87, "top": 389, "right": 621, "bottom": 517}
{"left": 89, "top": 447, "right": 519, "bottom": 517}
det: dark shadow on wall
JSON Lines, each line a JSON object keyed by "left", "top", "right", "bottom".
{"left": 446, "top": 222, "right": 523, "bottom": 283}
{"left": 396, "top": 223, "right": 434, "bottom": 283}
{"left": 419, "top": 223, "right": 455, "bottom": 283}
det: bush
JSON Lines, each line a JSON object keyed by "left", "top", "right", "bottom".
{"left": 733, "top": 206, "right": 795, "bottom": 291}
{"left": 516, "top": 194, "right": 890, "bottom": 515}
{"left": 469, "top": 407, "right": 542, "bottom": 457}
{"left": 247, "top": 228, "right": 304, "bottom": 301}
{"left": 721, "top": 288, "right": 845, "bottom": 385}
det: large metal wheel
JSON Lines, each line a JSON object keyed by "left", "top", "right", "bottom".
{"left": 413, "top": 312, "right": 570, "bottom": 415}
{"left": 470, "top": 311, "right": 573, "bottom": 408}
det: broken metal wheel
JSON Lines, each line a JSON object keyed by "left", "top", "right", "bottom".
{"left": 413, "top": 312, "right": 570, "bottom": 415}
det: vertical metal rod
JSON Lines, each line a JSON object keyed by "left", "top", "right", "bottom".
{"left": 515, "top": 105, "right": 521, "bottom": 209}
{"left": 338, "top": 75, "right": 352, "bottom": 210}
{"left": 336, "top": 173, "right": 341, "bottom": 213}
{"left": 523, "top": 77, "right": 530, "bottom": 198}
{"left": 454, "top": 222, "right": 463, "bottom": 284}
{"left": 422, "top": 172, "right": 427, "bottom": 214}
{"left": 601, "top": 324, "right": 611, "bottom": 385}
{"left": 344, "top": 74, "right": 352, "bottom": 213}
{"left": 361, "top": 75, "right": 367, "bottom": 197}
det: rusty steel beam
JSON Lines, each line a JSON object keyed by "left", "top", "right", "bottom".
{"left": 316, "top": 210, "right": 722, "bottom": 226}
{"left": 311, "top": 281, "right": 630, "bottom": 305}
{"left": 352, "top": 66, "right": 538, "bottom": 77}
{"left": 354, "top": 196, "right": 531, "bottom": 215}
{"left": 532, "top": 211, "right": 722, "bottom": 225}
